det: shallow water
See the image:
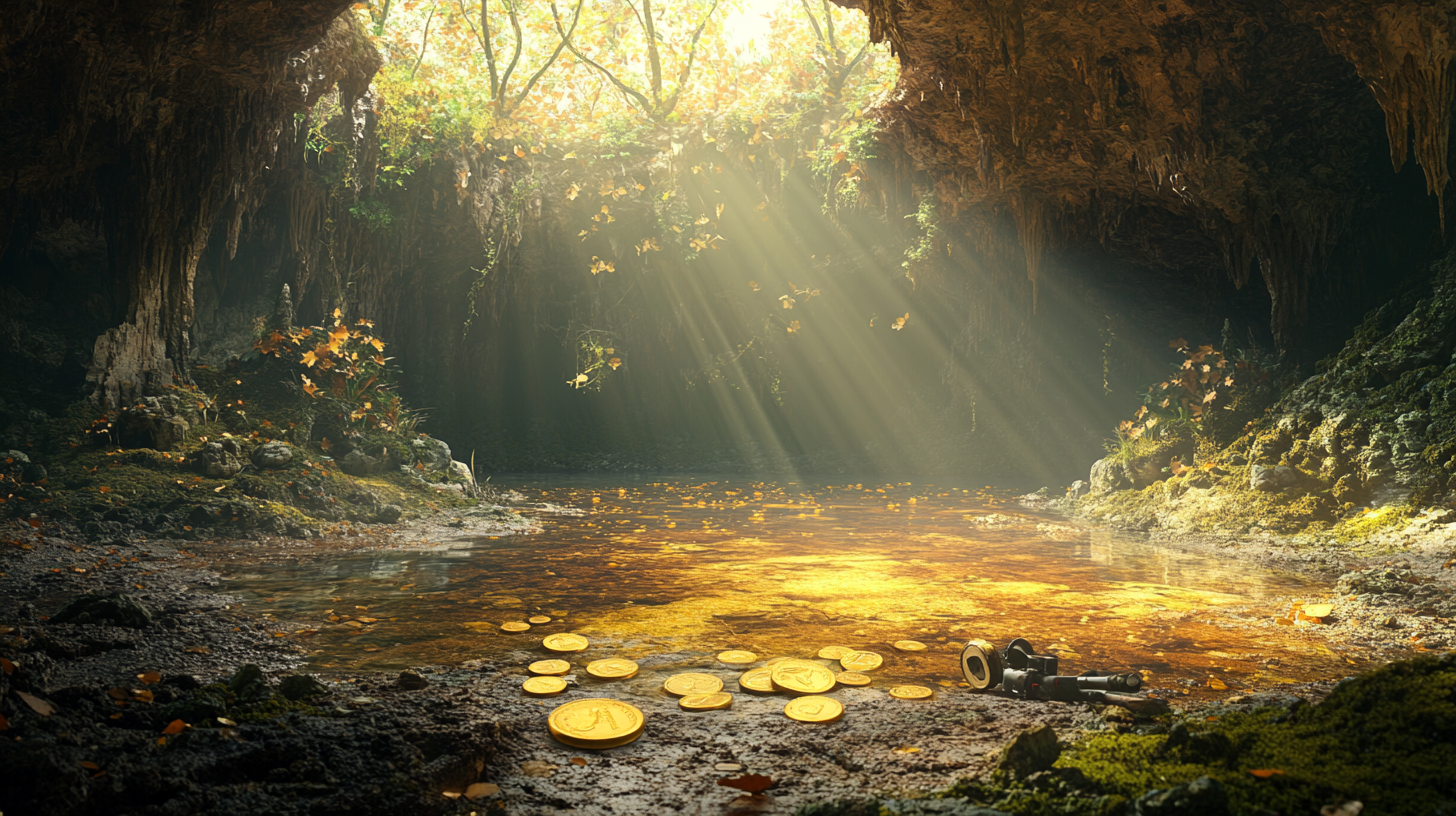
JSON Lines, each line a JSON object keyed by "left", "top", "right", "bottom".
{"left": 207, "top": 478, "right": 1372, "bottom": 694}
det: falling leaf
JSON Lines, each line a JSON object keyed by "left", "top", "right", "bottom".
{"left": 786, "top": 321, "right": 801, "bottom": 334}
{"left": 465, "top": 783, "right": 500, "bottom": 800}
{"left": 1248, "top": 769, "right": 1285, "bottom": 779}
{"left": 779, "top": 295, "right": 795, "bottom": 309}
{"left": 892, "top": 313, "right": 909, "bottom": 331}
{"left": 718, "top": 774, "right": 773, "bottom": 794}
{"left": 17, "top": 691, "right": 55, "bottom": 716}
{"left": 609, "top": 357, "right": 622, "bottom": 370}
{"left": 514, "top": 146, "right": 526, "bottom": 158}
{"left": 162, "top": 719, "right": 187, "bottom": 735}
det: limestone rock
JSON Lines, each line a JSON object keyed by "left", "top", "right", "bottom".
{"left": 411, "top": 437, "right": 452, "bottom": 472}
{"left": 251, "top": 442, "right": 294, "bottom": 469}
{"left": 1089, "top": 457, "right": 1130, "bottom": 495}
{"left": 1250, "top": 464, "right": 1296, "bottom": 492}
{"left": 374, "top": 504, "right": 403, "bottom": 523}
{"left": 340, "top": 448, "right": 382, "bottom": 476}
{"left": 448, "top": 459, "right": 476, "bottom": 486}
{"left": 196, "top": 441, "right": 242, "bottom": 478}
{"left": 1067, "top": 480, "right": 1090, "bottom": 500}
{"left": 995, "top": 724, "right": 1060, "bottom": 779}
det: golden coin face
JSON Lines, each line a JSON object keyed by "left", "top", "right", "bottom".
{"left": 679, "top": 692, "right": 733, "bottom": 711}
{"left": 529, "top": 659, "right": 571, "bottom": 676}
{"left": 548, "top": 698, "right": 645, "bottom": 749}
{"left": 585, "top": 658, "right": 640, "bottom": 680}
{"left": 542, "top": 633, "right": 590, "bottom": 653}
{"left": 770, "top": 659, "right": 836, "bottom": 694}
{"left": 523, "top": 676, "right": 568, "bottom": 696}
{"left": 500, "top": 621, "right": 531, "bottom": 633}
{"left": 839, "top": 651, "right": 883, "bottom": 672}
{"left": 784, "top": 695, "right": 844, "bottom": 723}
{"left": 528, "top": 615, "right": 552, "bottom": 624}
{"left": 893, "top": 640, "right": 927, "bottom": 652}
{"left": 835, "top": 671, "right": 872, "bottom": 687}
{"left": 738, "top": 667, "right": 775, "bottom": 693}
{"left": 663, "top": 673, "right": 724, "bottom": 696}
{"left": 889, "top": 685, "right": 934, "bottom": 700}
{"left": 716, "top": 650, "right": 757, "bottom": 665}
{"left": 816, "top": 645, "right": 854, "bottom": 660}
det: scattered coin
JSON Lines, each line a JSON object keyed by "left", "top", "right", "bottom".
{"left": 717, "top": 650, "right": 757, "bottom": 665}
{"left": 542, "top": 633, "right": 590, "bottom": 653}
{"left": 548, "top": 698, "right": 645, "bottom": 749}
{"left": 835, "top": 671, "right": 872, "bottom": 687}
{"left": 523, "top": 676, "right": 568, "bottom": 697}
{"left": 663, "top": 673, "right": 724, "bottom": 696}
{"left": 816, "top": 645, "right": 854, "bottom": 660}
{"left": 500, "top": 621, "right": 531, "bottom": 633}
{"left": 738, "top": 667, "right": 775, "bottom": 694}
{"left": 679, "top": 692, "right": 733, "bottom": 711}
{"left": 893, "top": 640, "right": 928, "bottom": 652}
{"left": 839, "top": 651, "right": 884, "bottom": 672}
{"left": 784, "top": 695, "right": 844, "bottom": 723}
{"left": 889, "top": 685, "right": 934, "bottom": 700}
{"left": 770, "top": 659, "right": 836, "bottom": 694}
{"left": 528, "top": 615, "right": 553, "bottom": 625}
{"left": 529, "top": 659, "right": 571, "bottom": 676}
{"left": 586, "top": 658, "right": 640, "bottom": 680}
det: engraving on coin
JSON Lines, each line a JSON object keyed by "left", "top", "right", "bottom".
{"left": 500, "top": 621, "right": 531, "bottom": 632}
{"left": 548, "top": 698, "right": 645, "bottom": 749}
{"left": 716, "top": 650, "right": 757, "bottom": 664}
{"left": 770, "top": 659, "right": 836, "bottom": 694}
{"left": 663, "top": 672, "right": 724, "bottom": 696}
{"left": 738, "top": 667, "right": 775, "bottom": 693}
{"left": 542, "top": 633, "right": 590, "bottom": 652}
{"left": 784, "top": 695, "right": 844, "bottom": 723}
{"left": 816, "top": 646, "right": 854, "bottom": 660}
{"left": 586, "top": 658, "right": 640, "bottom": 679}
{"left": 835, "top": 671, "right": 872, "bottom": 687}
{"left": 839, "top": 650, "right": 884, "bottom": 672}
{"left": 523, "top": 676, "right": 568, "bottom": 696}
{"left": 529, "top": 659, "right": 571, "bottom": 676}
{"left": 893, "top": 640, "right": 927, "bottom": 652}
{"left": 679, "top": 692, "right": 733, "bottom": 711}
{"left": 889, "top": 685, "right": 934, "bottom": 700}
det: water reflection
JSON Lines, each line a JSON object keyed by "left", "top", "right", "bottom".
{"left": 203, "top": 478, "right": 1380, "bottom": 694}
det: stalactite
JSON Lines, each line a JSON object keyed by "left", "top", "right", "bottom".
{"left": 1011, "top": 190, "right": 1050, "bottom": 311}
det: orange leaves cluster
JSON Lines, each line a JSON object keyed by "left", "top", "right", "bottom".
{"left": 254, "top": 310, "right": 402, "bottom": 431}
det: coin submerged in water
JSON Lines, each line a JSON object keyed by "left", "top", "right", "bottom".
{"left": 839, "top": 651, "right": 883, "bottom": 672}
{"left": 529, "top": 659, "right": 571, "bottom": 676}
{"left": 770, "top": 659, "right": 836, "bottom": 694}
{"left": 523, "top": 676, "right": 568, "bottom": 696}
{"left": 542, "top": 633, "right": 590, "bottom": 652}
{"left": 663, "top": 673, "right": 724, "bottom": 696}
{"left": 586, "top": 658, "right": 640, "bottom": 680}
{"left": 501, "top": 621, "right": 531, "bottom": 633}
{"left": 738, "top": 667, "right": 775, "bottom": 694}
{"left": 784, "top": 695, "right": 844, "bottom": 723}
{"left": 835, "top": 671, "right": 872, "bottom": 687}
{"left": 717, "top": 650, "right": 757, "bottom": 665}
{"left": 817, "top": 645, "right": 854, "bottom": 660}
{"left": 679, "top": 692, "right": 733, "bottom": 711}
{"left": 893, "top": 640, "right": 928, "bottom": 652}
{"left": 889, "top": 685, "right": 934, "bottom": 700}
{"left": 528, "top": 615, "right": 552, "bottom": 624}
{"left": 548, "top": 698, "right": 645, "bottom": 749}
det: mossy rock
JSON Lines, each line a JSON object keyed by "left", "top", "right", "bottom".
{"left": 49, "top": 591, "right": 152, "bottom": 628}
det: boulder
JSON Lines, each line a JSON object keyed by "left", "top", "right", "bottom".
{"left": 411, "top": 437, "right": 452, "bottom": 472}
{"left": 279, "top": 674, "right": 328, "bottom": 701}
{"left": 340, "top": 448, "right": 383, "bottom": 476}
{"left": 1131, "top": 776, "right": 1229, "bottom": 816}
{"left": 397, "top": 669, "right": 429, "bottom": 690}
{"left": 195, "top": 441, "right": 242, "bottom": 478}
{"left": 448, "top": 459, "right": 476, "bottom": 486}
{"left": 374, "top": 504, "right": 403, "bottom": 523}
{"left": 50, "top": 591, "right": 153, "bottom": 628}
{"left": 1067, "top": 480, "right": 1090, "bottom": 500}
{"left": 995, "top": 724, "right": 1060, "bottom": 778}
{"left": 1089, "top": 457, "right": 1130, "bottom": 494}
{"left": 251, "top": 442, "right": 294, "bottom": 469}
{"left": 1250, "top": 464, "right": 1297, "bottom": 492}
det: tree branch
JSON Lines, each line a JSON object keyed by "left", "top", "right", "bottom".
{"left": 551, "top": 0, "right": 654, "bottom": 114}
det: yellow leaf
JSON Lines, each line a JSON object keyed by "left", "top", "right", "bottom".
{"left": 892, "top": 313, "right": 909, "bottom": 331}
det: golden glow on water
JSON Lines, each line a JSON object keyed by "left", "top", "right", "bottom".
{"left": 209, "top": 479, "right": 1384, "bottom": 694}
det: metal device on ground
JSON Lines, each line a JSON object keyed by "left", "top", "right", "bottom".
{"left": 960, "top": 637, "right": 1167, "bottom": 714}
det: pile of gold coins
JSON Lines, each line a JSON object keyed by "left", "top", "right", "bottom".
{"left": 499, "top": 618, "right": 941, "bottom": 750}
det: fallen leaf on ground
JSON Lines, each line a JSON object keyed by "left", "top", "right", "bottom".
{"left": 718, "top": 774, "right": 773, "bottom": 793}
{"left": 465, "top": 782, "right": 500, "bottom": 799}
{"left": 1208, "top": 678, "right": 1228, "bottom": 690}
{"left": 137, "top": 671, "right": 161, "bottom": 684}
{"left": 893, "top": 746, "right": 921, "bottom": 754}
{"left": 520, "top": 760, "right": 557, "bottom": 777}
{"left": 569, "top": 757, "right": 587, "bottom": 767}
{"left": 0, "top": 657, "right": 15, "bottom": 674}
{"left": 162, "top": 719, "right": 187, "bottom": 735}
{"left": 1248, "top": 769, "right": 1285, "bottom": 779}
{"left": 0, "top": 712, "right": 9, "bottom": 730}
{"left": 17, "top": 690, "right": 55, "bottom": 716}
{"left": 80, "top": 761, "right": 99, "bottom": 770}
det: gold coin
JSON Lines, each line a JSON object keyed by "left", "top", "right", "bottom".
{"left": 784, "top": 695, "right": 844, "bottom": 723}
{"left": 663, "top": 673, "right": 724, "bottom": 696}
{"left": 548, "top": 698, "right": 645, "bottom": 749}
{"left": 528, "top": 615, "right": 552, "bottom": 624}
{"left": 542, "top": 633, "right": 590, "bottom": 653}
{"left": 523, "top": 676, "right": 568, "bottom": 696}
{"left": 738, "top": 667, "right": 775, "bottom": 694}
{"left": 500, "top": 621, "right": 531, "bottom": 633}
{"left": 816, "top": 645, "right": 854, "bottom": 660}
{"left": 585, "top": 658, "right": 640, "bottom": 680}
{"left": 679, "top": 692, "right": 733, "bottom": 711}
{"left": 770, "top": 659, "right": 836, "bottom": 694}
{"left": 839, "top": 651, "right": 883, "bottom": 672}
{"left": 889, "top": 685, "right": 934, "bottom": 700}
{"left": 529, "top": 659, "right": 571, "bottom": 676}
{"left": 717, "top": 650, "right": 757, "bottom": 665}
{"left": 835, "top": 671, "right": 872, "bottom": 687}
{"left": 894, "top": 640, "right": 928, "bottom": 652}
